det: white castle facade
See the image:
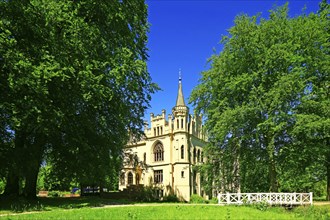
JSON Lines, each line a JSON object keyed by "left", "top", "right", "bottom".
{"left": 119, "top": 77, "right": 207, "bottom": 201}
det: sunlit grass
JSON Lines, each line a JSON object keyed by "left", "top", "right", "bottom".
{"left": 0, "top": 204, "right": 301, "bottom": 220}
{"left": 0, "top": 196, "right": 329, "bottom": 219}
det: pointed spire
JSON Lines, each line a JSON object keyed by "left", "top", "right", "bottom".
{"left": 176, "top": 69, "right": 186, "bottom": 106}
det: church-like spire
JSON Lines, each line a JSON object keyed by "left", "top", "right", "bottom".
{"left": 176, "top": 69, "right": 186, "bottom": 106}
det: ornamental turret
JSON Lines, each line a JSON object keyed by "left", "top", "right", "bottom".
{"left": 172, "top": 72, "right": 189, "bottom": 131}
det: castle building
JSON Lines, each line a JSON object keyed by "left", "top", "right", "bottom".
{"left": 119, "top": 76, "right": 207, "bottom": 201}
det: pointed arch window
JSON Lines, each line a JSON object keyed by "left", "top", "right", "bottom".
{"left": 136, "top": 173, "right": 140, "bottom": 185}
{"left": 120, "top": 173, "right": 125, "bottom": 185}
{"left": 154, "top": 142, "right": 164, "bottom": 162}
{"left": 197, "top": 149, "right": 200, "bottom": 162}
{"left": 181, "top": 145, "right": 184, "bottom": 159}
{"left": 127, "top": 172, "right": 133, "bottom": 185}
{"left": 193, "top": 148, "right": 196, "bottom": 163}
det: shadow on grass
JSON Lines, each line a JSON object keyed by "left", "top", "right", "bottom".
{"left": 0, "top": 195, "right": 134, "bottom": 214}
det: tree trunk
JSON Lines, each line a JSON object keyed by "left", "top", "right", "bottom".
{"left": 23, "top": 134, "right": 45, "bottom": 199}
{"left": 24, "top": 165, "right": 40, "bottom": 199}
{"left": 3, "top": 172, "right": 19, "bottom": 197}
{"left": 326, "top": 150, "right": 330, "bottom": 201}
{"left": 268, "top": 157, "right": 278, "bottom": 192}
{"left": 3, "top": 130, "right": 25, "bottom": 197}
{"left": 267, "top": 136, "right": 278, "bottom": 192}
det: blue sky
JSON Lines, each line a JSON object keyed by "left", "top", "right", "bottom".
{"left": 145, "top": 0, "right": 320, "bottom": 120}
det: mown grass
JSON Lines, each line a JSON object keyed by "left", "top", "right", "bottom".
{"left": 0, "top": 196, "right": 329, "bottom": 219}
{"left": 0, "top": 196, "right": 132, "bottom": 215}
{"left": 0, "top": 204, "right": 299, "bottom": 219}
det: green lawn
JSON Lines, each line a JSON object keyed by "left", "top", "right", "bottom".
{"left": 0, "top": 197, "right": 329, "bottom": 219}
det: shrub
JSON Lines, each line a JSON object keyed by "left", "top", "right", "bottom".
{"left": 48, "top": 191, "right": 61, "bottom": 197}
{"left": 163, "top": 194, "right": 179, "bottom": 203}
{"left": 135, "top": 186, "right": 161, "bottom": 202}
{"left": 252, "top": 200, "right": 270, "bottom": 211}
{"left": 209, "top": 197, "right": 218, "bottom": 204}
{"left": 190, "top": 194, "right": 205, "bottom": 204}
{"left": 9, "top": 197, "right": 44, "bottom": 213}
{"left": 0, "top": 180, "right": 5, "bottom": 194}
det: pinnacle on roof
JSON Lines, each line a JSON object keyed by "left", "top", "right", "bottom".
{"left": 176, "top": 70, "right": 186, "bottom": 106}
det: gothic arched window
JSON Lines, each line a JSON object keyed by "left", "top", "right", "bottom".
{"left": 136, "top": 173, "right": 140, "bottom": 185}
{"left": 120, "top": 173, "right": 125, "bottom": 185}
{"left": 127, "top": 172, "right": 133, "bottom": 185}
{"left": 181, "top": 145, "right": 184, "bottom": 159}
{"left": 193, "top": 148, "right": 196, "bottom": 163}
{"left": 154, "top": 142, "right": 164, "bottom": 162}
{"left": 197, "top": 149, "right": 200, "bottom": 162}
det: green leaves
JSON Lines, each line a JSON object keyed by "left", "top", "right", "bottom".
{"left": 1, "top": 0, "right": 156, "bottom": 197}
{"left": 190, "top": 3, "right": 330, "bottom": 196}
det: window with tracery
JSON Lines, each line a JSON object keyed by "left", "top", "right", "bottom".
{"left": 127, "top": 172, "right": 133, "bottom": 185}
{"left": 154, "top": 142, "right": 164, "bottom": 162}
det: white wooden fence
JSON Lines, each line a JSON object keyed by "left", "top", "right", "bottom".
{"left": 217, "top": 192, "right": 313, "bottom": 205}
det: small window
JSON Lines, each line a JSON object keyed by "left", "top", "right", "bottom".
{"left": 154, "top": 170, "right": 163, "bottom": 183}
{"left": 161, "top": 126, "right": 163, "bottom": 135}
{"left": 143, "top": 153, "right": 146, "bottom": 163}
{"left": 181, "top": 171, "right": 184, "bottom": 178}
{"left": 181, "top": 145, "right": 184, "bottom": 159}
{"left": 154, "top": 128, "right": 156, "bottom": 136}
{"left": 201, "top": 151, "right": 204, "bottom": 163}
{"left": 177, "top": 119, "right": 179, "bottom": 129}
{"left": 181, "top": 118, "right": 184, "bottom": 129}
{"left": 197, "top": 149, "right": 200, "bottom": 162}
{"left": 156, "top": 189, "right": 164, "bottom": 198}
{"left": 157, "top": 127, "right": 159, "bottom": 136}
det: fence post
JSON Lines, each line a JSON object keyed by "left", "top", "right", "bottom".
{"left": 217, "top": 193, "right": 220, "bottom": 204}
{"left": 226, "top": 192, "right": 230, "bottom": 205}
{"left": 309, "top": 192, "right": 313, "bottom": 205}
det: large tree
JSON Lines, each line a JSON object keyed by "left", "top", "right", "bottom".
{"left": 0, "top": 0, "right": 156, "bottom": 198}
{"left": 190, "top": 3, "right": 329, "bottom": 198}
